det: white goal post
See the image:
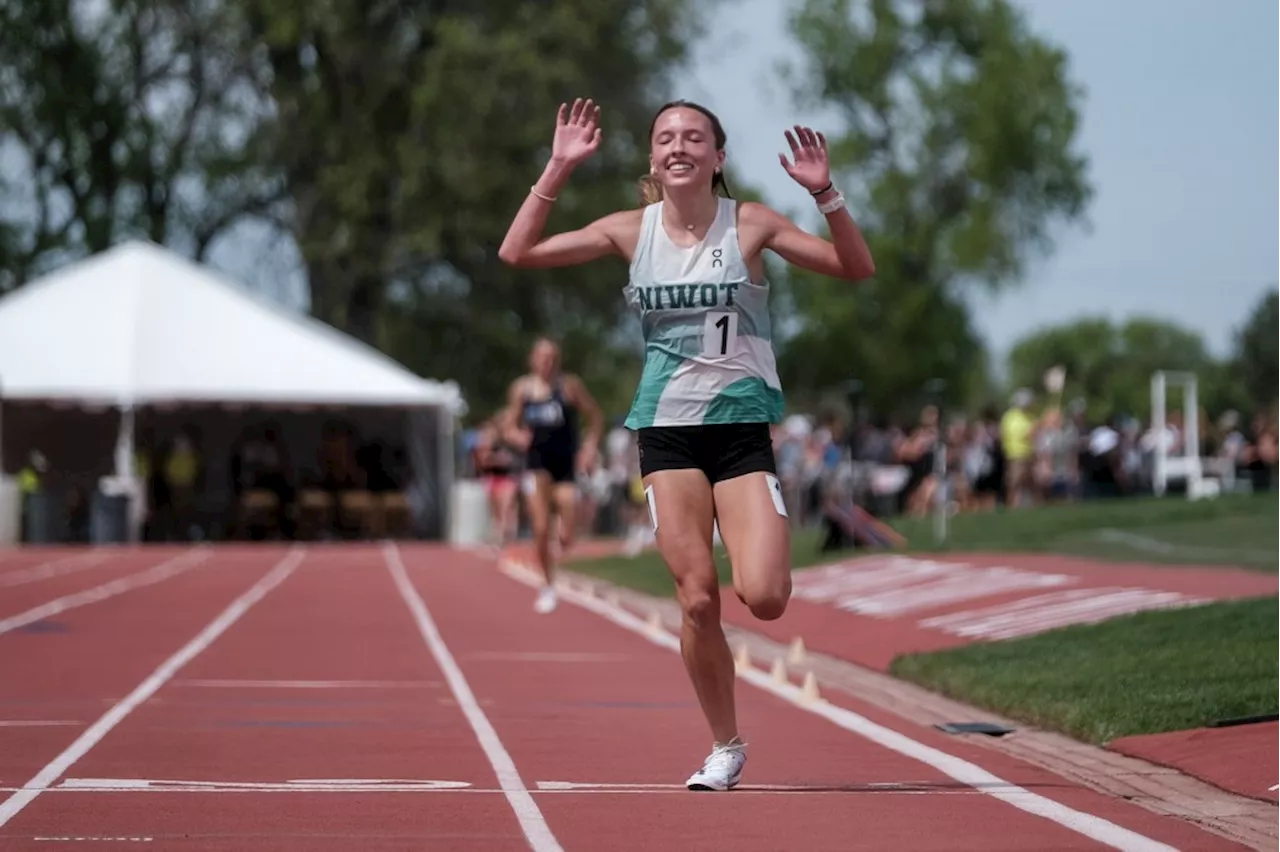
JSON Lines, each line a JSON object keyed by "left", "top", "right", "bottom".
{"left": 1150, "top": 370, "right": 1219, "bottom": 500}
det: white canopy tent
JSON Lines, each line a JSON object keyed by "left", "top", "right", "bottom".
{"left": 0, "top": 240, "right": 466, "bottom": 541}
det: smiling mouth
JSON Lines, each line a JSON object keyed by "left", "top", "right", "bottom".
{"left": 667, "top": 162, "right": 694, "bottom": 175}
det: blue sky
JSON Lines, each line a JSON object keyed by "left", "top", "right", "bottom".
{"left": 681, "top": 0, "right": 1279, "bottom": 360}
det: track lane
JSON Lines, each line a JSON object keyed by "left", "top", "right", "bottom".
{"left": 0, "top": 549, "right": 114, "bottom": 585}
{"left": 0, "top": 548, "right": 109, "bottom": 575}
{"left": 402, "top": 545, "right": 1247, "bottom": 852}
{"left": 0, "top": 547, "right": 199, "bottom": 622}
{"left": 0, "top": 542, "right": 1252, "bottom": 851}
{"left": 6, "top": 546, "right": 537, "bottom": 851}
{"left": 0, "top": 548, "right": 284, "bottom": 800}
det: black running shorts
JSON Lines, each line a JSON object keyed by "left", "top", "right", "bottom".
{"left": 526, "top": 446, "right": 576, "bottom": 484}
{"left": 635, "top": 423, "right": 777, "bottom": 483}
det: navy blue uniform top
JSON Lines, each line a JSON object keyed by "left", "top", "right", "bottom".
{"left": 521, "top": 378, "right": 579, "bottom": 461}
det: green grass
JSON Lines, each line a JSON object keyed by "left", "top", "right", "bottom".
{"left": 893, "top": 492, "right": 1278, "bottom": 572}
{"left": 1048, "top": 514, "right": 1277, "bottom": 572}
{"left": 885, "top": 493, "right": 1277, "bottom": 744}
{"left": 889, "top": 596, "right": 1279, "bottom": 744}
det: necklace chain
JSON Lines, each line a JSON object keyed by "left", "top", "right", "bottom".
{"left": 664, "top": 202, "right": 716, "bottom": 233}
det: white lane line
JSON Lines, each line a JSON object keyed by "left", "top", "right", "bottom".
{"left": 172, "top": 679, "right": 437, "bottom": 689}
{"left": 499, "top": 560, "right": 1177, "bottom": 852}
{"left": 0, "top": 547, "right": 305, "bottom": 828}
{"left": 462, "top": 652, "right": 631, "bottom": 663}
{"left": 0, "top": 553, "right": 113, "bottom": 588}
{"left": 0, "top": 549, "right": 208, "bottom": 636}
{"left": 55, "top": 778, "right": 472, "bottom": 792}
{"left": 532, "top": 780, "right": 983, "bottom": 794}
{"left": 384, "top": 543, "right": 563, "bottom": 852}
{"left": 33, "top": 837, "right": 153, "bottom": 843}
{"left": 1, "top": 777, "right": 991, "bottom": 796}
{"left": 921, "top": 588, "right": 1206, "bottom": 641}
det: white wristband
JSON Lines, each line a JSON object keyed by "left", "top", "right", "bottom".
{"left": 817, "top": 191, "right": 846, "bottom": 216}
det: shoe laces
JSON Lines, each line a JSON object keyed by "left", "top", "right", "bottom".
{"left": 700, "top": 739, "right": 746, "bottom": 774}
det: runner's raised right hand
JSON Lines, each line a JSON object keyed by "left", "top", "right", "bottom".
{"left": 550, "top": 98, "right": 603, "bottom": 167}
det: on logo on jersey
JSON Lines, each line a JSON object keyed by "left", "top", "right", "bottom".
{"left": 636, "top": 282, "right": 738, "bottom": 312}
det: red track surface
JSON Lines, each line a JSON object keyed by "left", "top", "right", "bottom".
{"left": 1108, "top": 723, "right": 1279, "bottom": 804}
{"left": 0, "top": 543, "right": 1256, "bottom": 850}
{"left": 0, "top": 548, "right": 193, "bottom": 618}
{"left": 0, "top": 547, "right": 110, "bottom": 572}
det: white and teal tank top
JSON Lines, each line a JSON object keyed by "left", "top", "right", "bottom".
{"left": 622, "top": 196, "right": 785, "bottom": 430}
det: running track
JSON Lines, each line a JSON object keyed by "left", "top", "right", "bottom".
{"left": 0, "top": 544, "right": 1254, "bottom": 850}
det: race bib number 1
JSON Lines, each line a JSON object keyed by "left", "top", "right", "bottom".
{"left": 702, "top": 311, "right": 738, "bottom": 358}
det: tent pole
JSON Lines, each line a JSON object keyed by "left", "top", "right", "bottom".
{"left": 115, "top": 404, "right": 139, "bottom": 542}
{"left": 438, "top": 404, "right": 455, "bottom": 541}
{"left": 116, "top": 405, "right": 136, "bottom": 479}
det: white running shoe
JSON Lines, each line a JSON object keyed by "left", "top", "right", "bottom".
{"left": 685, "top": 738, "right": 747, "bottom": 791}
{"left": 533, "top": 585, "right": 558, "bottom": 615}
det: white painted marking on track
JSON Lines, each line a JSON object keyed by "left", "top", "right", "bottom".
{"left": 290, "top": 778, "right": 468, "bottom": 788}
{"left": 384, "top": 543, "right": 564, "bottom": 852}
{"left": 792, "top": 557, "right": 956, "bottom": 600}
{"left": 0, "top": 547, "right": 305, "bottom": 828}
{"left": 0, "top": 549, "right": 208, "bottom": 636}
{"left": 500, "top": 559, "right": 1178, "bottom": 852}
{"left": 50, "top": 777, "right": 471, "bottom": 792}
{"left": 920, "top": 588, "right": 1114, "bottom": 632}
{"left": 462, "top": 651, "right": 631, "bottom": 663}
{"left": 0, "top": 721, "right": 81, "bottom": 727}
{"left": 34, "top": 837, "right": 152, "bottom": 843}
{"left": 7, "top": 776, "right": 1006, "bottom": 798}
{"left": 839, "top": 568, "right": 1071, "bottom": 617}
{"left": 172, "top": 678, "right": 437, "bottom": 689}
{"left": 793, "top": 556, "right": 1211, "bottom": 640}
{"left": 920, "top": 588, "right": 1207, "bottom": 640}
{"left": 532, "top": 780, "right": 978, "bottom": 794}
{"left": 791, "top": 556, "right": 1079, "bottom": 618}
{"left": 0, "top": 553, "right": 112, "bottom": 588}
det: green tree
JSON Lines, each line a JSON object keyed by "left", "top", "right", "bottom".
{"left": 778, "top": 279, "right": 989, "bottom": 419}
{"left": 235, "top": 0, "right": 721, "bottom": 420}
{"left": 0, "top": 0, "right": 282, "bottom": 292}
{"left": 1, "top": 0, "right": 725, "bottom": 422}
{"left": 1006, "top": 317, "right": 1219, "bottom": 421}
{"left": 1230, "top": 288, "right": 1278, "bottom": 411}
{"left": 774, "top": 0, "right": 1092, "bottom": 416}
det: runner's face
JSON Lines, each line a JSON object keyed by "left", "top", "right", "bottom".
{"left": 649, "top": 108, "right": 723, "bottom": 192}
{"left": 529, "top": 342, "right": 559, "bottom": 379}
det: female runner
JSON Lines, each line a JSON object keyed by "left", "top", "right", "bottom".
{"left": 471, "top": 415, "right": 520, "bottom": 550}
{"left": 498, "top": 97, "right": 875, "bottom": 790}
{"left": 502, "top": 337, "right": 604, "bottom": 614}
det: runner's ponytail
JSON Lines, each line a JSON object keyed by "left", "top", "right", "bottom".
{"left": 638, "top": 173, "right": 664, "bottom": 205}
